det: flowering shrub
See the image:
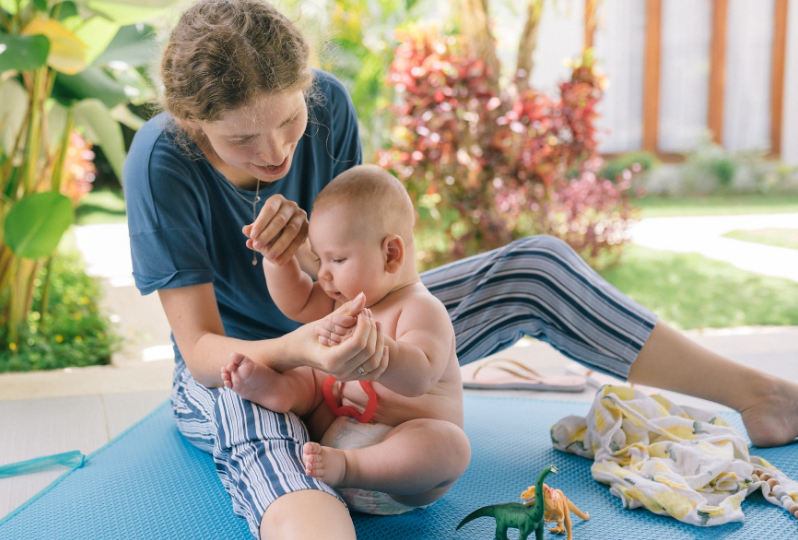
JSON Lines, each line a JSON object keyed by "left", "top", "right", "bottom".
{"left": 61, "top": 131, "right": 97, "bottom": 205}
{"left": 376, "top": 27, "right": 640, "bottom": 269}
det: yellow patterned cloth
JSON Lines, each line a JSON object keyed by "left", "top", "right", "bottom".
{"left": 551, "top": 385, "right": 798, "bottom": 526}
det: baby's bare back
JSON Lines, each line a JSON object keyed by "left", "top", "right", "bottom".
{"left": 338, "top": 283, "right": 464, "bottom": 428}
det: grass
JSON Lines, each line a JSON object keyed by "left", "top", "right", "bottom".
{"left": 723, "top": 228, "right": 798, "bottom": 251}
{"left": 636, "top": 193, "right": 798, "bottom": 218}
{"left": 75, "top": 188, "right": 127, "bottom": 225}
{"left": 600, "top": 245, "right": 798, "bottom": 330}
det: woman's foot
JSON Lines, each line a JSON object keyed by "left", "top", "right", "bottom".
{"left": 221, "top": 352, "right": 292, "bottom": 412}
{"left": 303, "top": 442, "right": 349, "bottom": 488}
{"left": 739, "top": 375, "right": 798, "bottom": 448}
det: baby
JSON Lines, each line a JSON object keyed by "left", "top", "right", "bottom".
{"left": 221, "top": 164, "right": 470, "bottom": 515}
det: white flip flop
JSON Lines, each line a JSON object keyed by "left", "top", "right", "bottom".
{"left": 461, "top": 358, "right": 587, "bottom": 392}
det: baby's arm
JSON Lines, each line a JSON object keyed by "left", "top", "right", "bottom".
{"left": 375, "top": 295, "right": 455, "bottom": 397}
{"left": 262, "top": 254, "right": 335, "bottom": 324}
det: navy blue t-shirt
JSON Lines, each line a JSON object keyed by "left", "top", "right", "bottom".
{"left": 124, "top": 70, "right": 362, "bottom": 356}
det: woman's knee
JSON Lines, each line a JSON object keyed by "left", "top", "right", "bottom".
{"left": 261, "top": 490, "right": 354, "bottom": 540}
{"left": 510, "top": 234, "right": 575, "bottom": 259}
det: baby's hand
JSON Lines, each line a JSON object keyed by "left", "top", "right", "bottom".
{"left": 316, "top": 305, "right": 372, "bottom": 347}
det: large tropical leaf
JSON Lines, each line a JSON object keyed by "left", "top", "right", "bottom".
{"left": 94, "top": 23, "right": 157, "bottom": 67}
{"left": 22, "top": 17, "right": 87, "bottom": 74}
{"left": 46, "top": 101, "right": 70, "bottom": 149}
{"left": 0, "top": 34, "right": 50, "bottom": 73}
{"left": 73, "top": 98, "right": 125, "bottom": 181}
{"left": 54, "top": 66, "right": 128, "bottom": 108}
{"left": 84, "top": 0, "right": 180, "bottom": 25}
{"left": 0, "top": 79, "right": 29, "bottom": 155}
{"left": 4, "top": 192, "right": 74, "bottom": 260}
{"left": 74, "top": 15, "right": 119, "bottom": 65}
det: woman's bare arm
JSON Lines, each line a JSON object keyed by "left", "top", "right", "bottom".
{"left": 157, "top": 284, "right": 386, "bottom": 387}
{"left": 158, "top": 284, "right": 304, "bottom": 387}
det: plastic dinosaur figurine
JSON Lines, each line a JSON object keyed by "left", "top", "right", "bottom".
{"left": 519, "top": 481, "right": 589, "bottom": 540}
{"left": 456, "top": 465, "right": 558, "bottom": 540}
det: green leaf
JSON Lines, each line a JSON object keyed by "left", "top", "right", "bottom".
{"left": 74, "top": 16, "right": 119, "bottom": 65}
{"left": 73, "top": 98, "right": 125, "bottom": 181}
{"left": 0, "top": 34, "right": 50, "bottom": 73}
{"left": 0, "top": 0, "right": 24, "bottom": 14}
{"left": 4, "top": 192, "right": 74, "bottom": 260}
{"left": 0, "top": 79, "right": 29, "bottom": 155}
{"left": 84, "top": 0, "right": 178, "bottom": 25}
{"left": 46, "top": 101, "right": 70, "bottom": 149}
{"left": 33, "top": 0, "right": 48, "bottom": 11}
{"left": 93, "top": 23, "right": 157, "bottom": 67}
{"left": 54, "top": 66, "right": 128, "bottom": 108}
{"left": 52, "top": 1, "right": 79, "bottom": 20}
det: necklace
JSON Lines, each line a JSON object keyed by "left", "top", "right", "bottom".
{"left": 219, "top": 175, "right": 262, "bottom": 265}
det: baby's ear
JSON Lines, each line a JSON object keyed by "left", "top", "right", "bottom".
{"left": 383, "top": 235, "right": 405, "bottom": 273}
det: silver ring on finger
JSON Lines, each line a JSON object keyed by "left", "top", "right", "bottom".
{"left": 357, "top": 364, "right": 367, "bottom": 377}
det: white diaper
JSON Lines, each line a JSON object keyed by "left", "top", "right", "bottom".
{"left": 319, "top": 416, "right": 430, "bottom": 515}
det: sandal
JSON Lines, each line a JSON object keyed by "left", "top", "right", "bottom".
{"left": 461, "top": 358, "right": 587, "bottom": 392}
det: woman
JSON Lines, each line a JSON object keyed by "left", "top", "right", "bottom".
{"left": 123, "top": 1, "right": 798, "bottom": 538}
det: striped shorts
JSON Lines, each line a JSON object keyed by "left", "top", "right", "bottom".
{"left": 171, "top": 235, "right": 657, "bottom": 538}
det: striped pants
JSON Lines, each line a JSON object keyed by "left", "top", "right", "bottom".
{"left": 171, "top": 235, "right": 657, "bottom": 538}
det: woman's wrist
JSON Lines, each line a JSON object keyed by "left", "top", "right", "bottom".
{"left": 265, "top": 325, "right": 314, "bottom": 372}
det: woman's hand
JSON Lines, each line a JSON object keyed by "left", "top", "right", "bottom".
{"left": 242, "top": 194, "right": 308, "bottom": 265}
{"left": 294, "top": 294, "right": 389, "bottom": 382}
{"left": 315, "top": 304, "right": 370, "bottom": 346}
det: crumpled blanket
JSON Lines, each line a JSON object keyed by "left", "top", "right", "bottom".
{"left": 551, "top": 385, "right": 798, "bottom": 526}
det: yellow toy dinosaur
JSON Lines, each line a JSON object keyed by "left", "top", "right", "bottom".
{"left": 519, "top": 482, "right": 589, "bottom": 540}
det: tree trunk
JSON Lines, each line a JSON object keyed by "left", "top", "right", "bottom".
{"left": 515, "top": 0, "right": 545, "bottom": 92}
{"left": 584, "top": 0, "right": 602, "bottom": 54}
{"left": 455, "top": 0, "right": 501, "bottom": 94}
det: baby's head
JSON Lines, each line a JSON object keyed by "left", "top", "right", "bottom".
{"left": 309, "top": 165, "right": 416, "bottom": 305}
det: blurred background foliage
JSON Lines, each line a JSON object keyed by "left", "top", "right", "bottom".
{"left": 2, "top": 0, "right": 797, "bottom": 371}
{"left": 0, "top": 0, "right": 178, "bottom": 369}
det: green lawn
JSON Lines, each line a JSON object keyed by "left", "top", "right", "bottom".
{"left": 723, "top": 228, "right": 798, "bottom": 251}
{"left": 637, "top": 193, "right": 798, "bottom": 218}
{"left": 600, "top": 245, "right": 798, "bottom": 330}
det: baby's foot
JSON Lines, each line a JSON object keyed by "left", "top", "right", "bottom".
{"left": 739, "top": 375, "right": 798, "bottom": 448}
{"left": 303, "top": 442, "right": 349, "bottom": 488}
{"left": 221, "top": 352, "right": 291, "bottom": 413}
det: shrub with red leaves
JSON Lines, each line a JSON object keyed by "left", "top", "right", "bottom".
{"left": 376, "top": 27, "right": 639, "bottom": 269}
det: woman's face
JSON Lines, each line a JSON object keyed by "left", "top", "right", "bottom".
{"left": 197, "top": 90, "right": 308, "bottom": 186}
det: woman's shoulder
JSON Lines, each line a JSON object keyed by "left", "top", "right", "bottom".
{"left": 311, "top": 69, "right": 349, "bottom": 100}
{"left": 125, "top": 113, "right": 203, "bottom": 183}
{"left": 309, "top": 69, "right": 356, "bottom": 119}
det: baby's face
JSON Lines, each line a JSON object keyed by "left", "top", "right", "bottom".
{"left": 309, "top": 205, "right": 387, "bottom": 305}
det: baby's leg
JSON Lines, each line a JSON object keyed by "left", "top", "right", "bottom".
{"left": 303, "top": 419, "right": 471, "bottom": 507}
{"left": 221, "top": 352, "right": 318, "bottom": 416}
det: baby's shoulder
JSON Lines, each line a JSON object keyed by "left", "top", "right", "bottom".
{"left": 395, "top": 286, "right": 452, "bottom": 330}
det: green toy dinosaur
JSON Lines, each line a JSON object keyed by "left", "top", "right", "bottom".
{"left": 456, "top": 464, "right": 558, "bottom": 540}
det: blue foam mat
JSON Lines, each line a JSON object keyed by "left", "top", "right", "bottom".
{"left": 1, "top": 395, "right": 797, "bottom": 539}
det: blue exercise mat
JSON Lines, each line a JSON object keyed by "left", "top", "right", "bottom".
{"left": 1, "top": 395, "right": 796, "bottom": 539}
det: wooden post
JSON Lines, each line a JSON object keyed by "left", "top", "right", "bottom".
{"left": 584, "top": 0, "right": 600, "bottom": 53}
{"left": 642, "top": 0, "right": 662, "bottom": 152}
{"left": 708, "top": 0, "right": 728, "bottom": 145}
{"left": 771, "top": 0, "right": 788, "bottom": 156}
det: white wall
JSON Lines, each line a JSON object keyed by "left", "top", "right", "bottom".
{"left": 593, "top": 0, "right": 647, "bottom": 154}
{"left": 658, "top": 0, "right": 712, "bottom": 152}
{"left": 723, "top": 0, "right": 775, "bottom": 152}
